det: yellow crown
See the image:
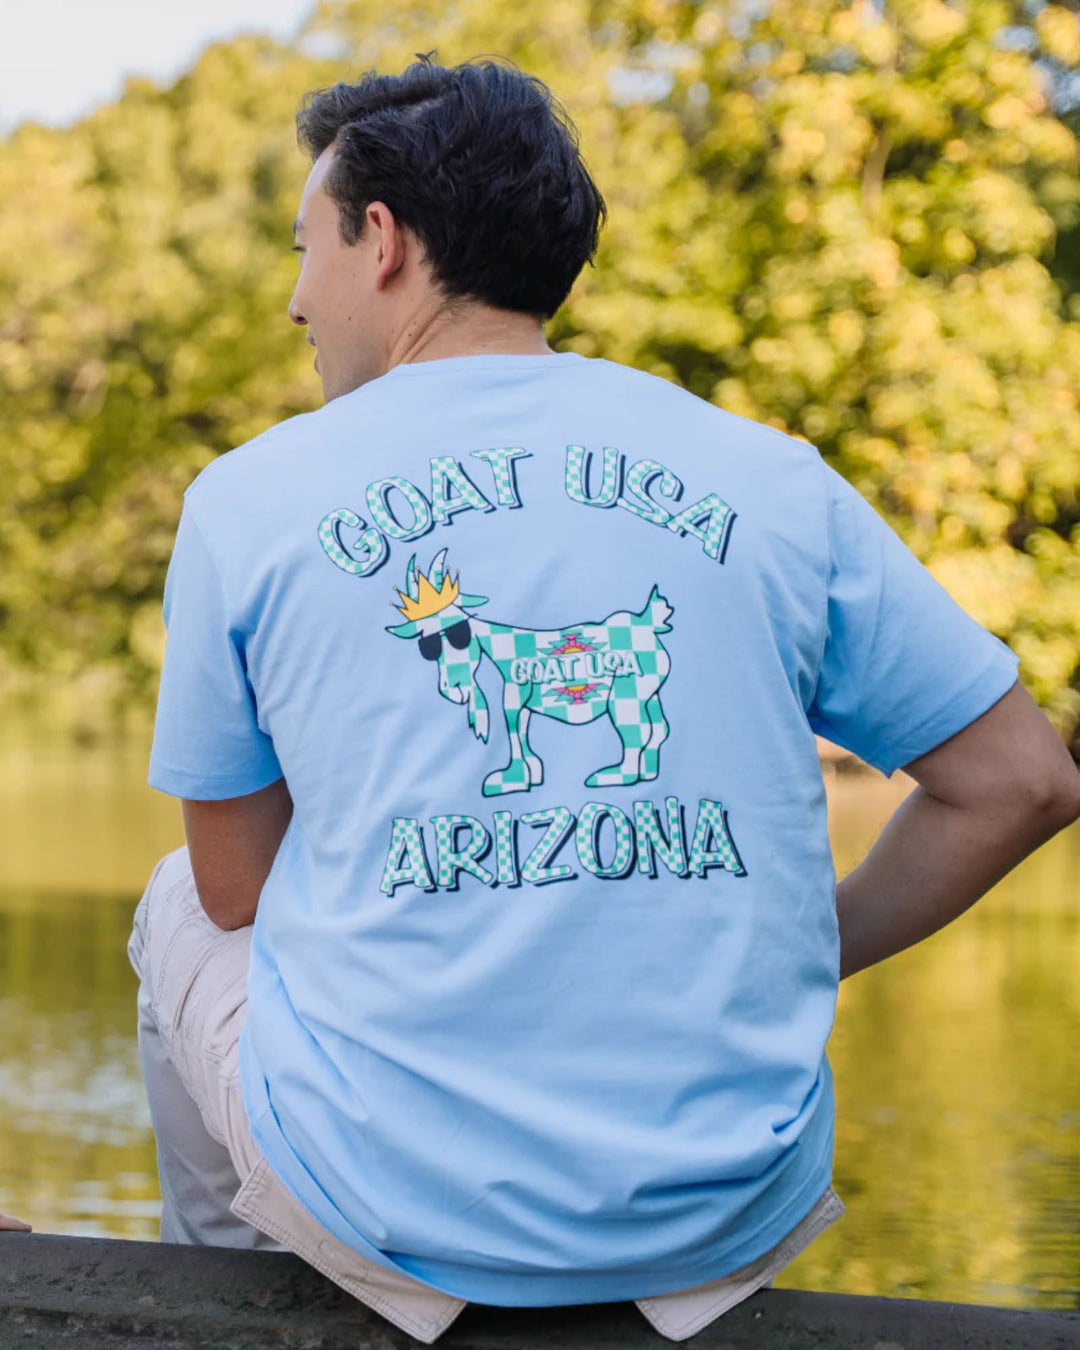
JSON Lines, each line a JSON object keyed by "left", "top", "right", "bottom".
{"left": 394, "top": 566, "right": 460, "bottom": 621}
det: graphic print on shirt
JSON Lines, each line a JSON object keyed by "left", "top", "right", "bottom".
{"left": 385, "top": 549, "right": 672, "bottom": 797}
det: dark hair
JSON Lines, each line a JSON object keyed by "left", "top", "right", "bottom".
{"left": 295, "top": 52, "right": 607, "bottom": 322}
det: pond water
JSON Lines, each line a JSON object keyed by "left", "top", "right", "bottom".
{"left": 0, "top": 723, "right": 1076, "bottom": 1312}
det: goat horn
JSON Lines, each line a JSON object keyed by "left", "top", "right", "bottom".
{"left": 429, "top": 548, "right": 449, "bottom": 590}
{"left": 404, "top": 553, "right": 420, "bottom": 601}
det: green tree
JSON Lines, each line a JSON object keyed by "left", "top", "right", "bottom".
{"left": 0, "top": 35, "right": 333, "bottom": 702}
{"left": 3, "top": 0, "right": 1080, "bottom": 755}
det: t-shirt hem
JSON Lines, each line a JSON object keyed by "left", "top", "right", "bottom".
{"left": 147, "top": 760, "right": 284, "bottom": 800}
{"left": 867, "top": 646, "right": 1020, "bottom": 777}
{"left": 385, "top": 1122, "right": 836, "bottom": 1306}
{"left": 241, "top": 1026, "right": 836, "bottom": 1308}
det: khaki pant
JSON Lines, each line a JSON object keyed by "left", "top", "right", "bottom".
{"left": 127, "top": 844, "right": 844, "bottom": 1343}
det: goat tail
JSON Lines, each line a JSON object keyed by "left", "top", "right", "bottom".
{"left": 643, "top": 584, "right": 673, "bottom": 634}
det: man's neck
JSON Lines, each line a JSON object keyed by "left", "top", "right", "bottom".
{"left": 387, "top": 307, "right": 554, "bottom": 367}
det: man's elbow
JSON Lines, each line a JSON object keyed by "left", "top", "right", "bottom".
{"left": 1043, "top": 768, "right": 1080, "bottom": 832}
{"left": 196, "top": 883, "right": 258, "bottom": 931}
{"left": 1010, "top": 755, "right": 1080, "bottom": 840}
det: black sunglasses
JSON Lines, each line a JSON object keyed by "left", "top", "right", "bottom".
{"left": 418, "top": 618, "right": 472, "bottom": 661}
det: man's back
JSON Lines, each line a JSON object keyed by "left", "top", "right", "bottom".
{"left": 148, "top": 349, "right": 1020, "bottom": 1304}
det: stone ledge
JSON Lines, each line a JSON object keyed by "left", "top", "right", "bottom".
{"left": 1, "top": 1234, "right": 1078, "bottom": 1349}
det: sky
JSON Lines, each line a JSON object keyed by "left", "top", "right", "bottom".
{"left": 0, "top": 0, "right": 319, "bottom": 133}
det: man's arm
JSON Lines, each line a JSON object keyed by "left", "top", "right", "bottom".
{"left": 182, "top": 775, "right": 294, "bottom": 931}
{"left": 836, "top": 679, "right": 1080, "bottom": 981}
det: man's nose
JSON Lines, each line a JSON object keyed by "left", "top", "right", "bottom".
{"left": 288, "top": 294, "right": 306, "bottom": 327}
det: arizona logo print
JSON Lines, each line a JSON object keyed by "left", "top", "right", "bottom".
{"left": 385, "top": 550, "right": 673, "bottom": 797}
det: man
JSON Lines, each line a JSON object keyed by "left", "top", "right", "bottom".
{"left": 131, "top": 52, "right": 1080, "bottom": 1344}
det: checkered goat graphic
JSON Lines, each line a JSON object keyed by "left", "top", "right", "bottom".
{"left": 386, "top": 550, "right": 674, "bottom": 798}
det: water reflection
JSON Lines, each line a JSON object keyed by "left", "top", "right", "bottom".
{"left": 0, "top": 739, "right": 1076, "bottom": 1312}
{"left": 0, "top": 889, "right": 159, "bottom": 1238}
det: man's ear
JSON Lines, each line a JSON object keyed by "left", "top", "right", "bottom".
{"left": 367, "top": 201, "right": 407, "bottom": 285}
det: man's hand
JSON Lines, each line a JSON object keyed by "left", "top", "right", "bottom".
{"left": 182, "top": 776, "right": 294, "bottom": 930}
{"left": 836, "top": 679, "right": 1080, "bottom": 980}
{"left": 0, "top": 1213, "right": 31, "bottom": 1232}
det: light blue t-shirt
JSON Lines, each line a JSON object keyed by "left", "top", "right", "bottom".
{"left": 148, "top": 351, "right": 1019, "bottom": 1305}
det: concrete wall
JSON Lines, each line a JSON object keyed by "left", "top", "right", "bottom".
{"left": 1, "top": 1233, "right": 1078, "bottom": 1349}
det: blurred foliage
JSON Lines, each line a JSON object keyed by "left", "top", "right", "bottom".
{"left": 0, "top": 36, "right": 333, "bottom": 706}
{"left": 2, "top": 0, "right": 1080, "bottom": 750}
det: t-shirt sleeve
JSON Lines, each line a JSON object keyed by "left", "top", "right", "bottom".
{"left": 148, "top": 495, "right": 284, "bottom": 799}
{"left": 805, "top": 459, "right": 1021, "bottom": 777}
